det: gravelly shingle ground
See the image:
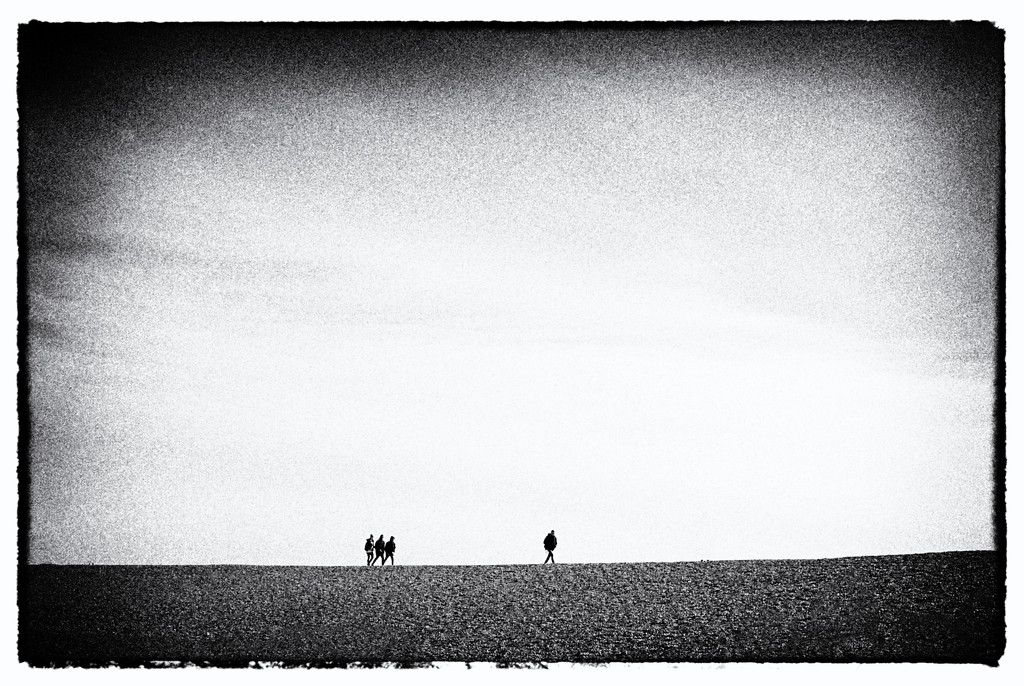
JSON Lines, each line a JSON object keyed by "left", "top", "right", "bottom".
{"left": 19, "top": 551, "right": 1004, "bottom": 665}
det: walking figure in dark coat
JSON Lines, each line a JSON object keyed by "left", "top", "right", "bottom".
{"left": 543, "top": 530, "right": 557, "bottom": 564}
{"left": 383, "top": 536, "right": 396, "bottom": 565}
{"left": 364, "top": 536, "right": 374, "bottom": 565}
{"left": 372, "top": 535, "right": 386, "bottom": 566}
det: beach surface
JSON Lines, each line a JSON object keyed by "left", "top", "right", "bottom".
{"left": 19, "top": 551, "right": 1003, "bottom": 665}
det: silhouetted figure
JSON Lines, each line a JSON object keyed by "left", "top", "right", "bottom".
{"left": 364, "top": 536, "right": 374, "bottom": 566}
{"left": 373, "top": 535, "right": 386, "bottom": 566}
{"left": 383, "top": 536, "right": 396, "bottom": 565}
{"left": 543, "top": 530, "right": 557, "bottom": 564}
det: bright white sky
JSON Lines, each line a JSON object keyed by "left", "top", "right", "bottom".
{"left": 23, "top": 24, "right": 999, "bottom": 565}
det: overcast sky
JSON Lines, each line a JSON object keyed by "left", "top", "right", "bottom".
{"left": 21, "top": 23, "right": 1001, "bottom": 565}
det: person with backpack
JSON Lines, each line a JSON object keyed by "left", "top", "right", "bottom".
{"left": 372, "top": 535, "right": 386, "bottom": 566}
{"left": 383, "top": 536, "right": 397, "bottom": 565}
{"left": 364, "top": 536, "right": 374, "bottom": 565}
{"left": 543, "top": 530, "right": 557, "bottom": 564}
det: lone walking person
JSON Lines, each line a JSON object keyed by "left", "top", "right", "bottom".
{"left": 372, "top": 535, "right": 386, "bottom": 566}
{"left": 364, "top": 536, "right": 374, "bottom": 566}
{"left": 383, "top": 536, "right": 396, "bottom": 565}
{"left": 543, "top": 530, "right": 557, "bottom": 564}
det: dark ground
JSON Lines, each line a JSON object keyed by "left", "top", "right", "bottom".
{"left": 18, "top": 551, "right": 1004, "bottom": 666}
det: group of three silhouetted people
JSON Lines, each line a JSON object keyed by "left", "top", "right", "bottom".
{"left": 365, "top": 534, "right": 396, "bottom": 566}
